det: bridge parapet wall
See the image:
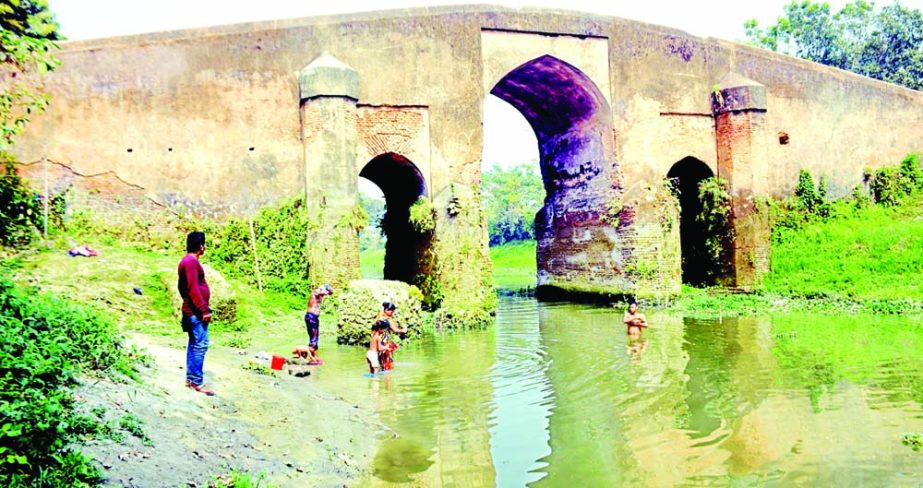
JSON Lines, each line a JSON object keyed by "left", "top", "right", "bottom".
{"left": 8, "top": 6, "right": 923, "bottom": 298}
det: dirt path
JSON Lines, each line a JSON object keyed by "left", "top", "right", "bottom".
{"left": 77, "top": 332, "right": 384, "bottom": 487}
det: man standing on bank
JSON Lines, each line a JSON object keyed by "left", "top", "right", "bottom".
{"left": 178, "top": 231, "right": 216, "bottom": 396}
{"left": 304, "top": 284, "right": 334, "bottom": 365}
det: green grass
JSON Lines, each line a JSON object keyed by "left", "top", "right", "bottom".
{"left": 763, "top": 196, "right": 923, "bottom": 303}
{"left": 360, "top": 246, "right": 385, "bottom": 279}
{"left": 489, "top": 240, "right": 537, "bottom": 290}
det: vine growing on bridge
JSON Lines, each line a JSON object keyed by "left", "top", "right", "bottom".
{"left": 696, "top": 177, "right": 734, "bottom": 284}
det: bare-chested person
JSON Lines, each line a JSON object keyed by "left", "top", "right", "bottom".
{"left": 300, "top": 284, "right": 333, "bottom": 364}
{"left": 623, "top": 301, "right": 648, "bottom": 337}
{"left": 367, "top": 321, "right": 386, "bottom": 374}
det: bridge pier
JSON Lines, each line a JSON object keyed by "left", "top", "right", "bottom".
{"left": 300, "top": 54, "right": 362, "bottom": 288}
{"left": 712, "top": 75, "right": 771, "bottom": 289}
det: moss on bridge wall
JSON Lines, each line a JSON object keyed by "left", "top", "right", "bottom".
{"left": 427, "top": 184, "right": 497, "bottom": 316}
{"left": 621, "top": 181, "right": 683, "bottom": 298}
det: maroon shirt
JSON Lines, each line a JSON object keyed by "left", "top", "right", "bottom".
{"left": 177, "top": 254, "right": 210, "bottom": 318}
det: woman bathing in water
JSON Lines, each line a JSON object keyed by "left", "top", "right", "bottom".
{"left": 623, "top": 301, "right": 648, "bottom": 336}
{"left": 375, "top": 302, "right": 407, "bottom": 371}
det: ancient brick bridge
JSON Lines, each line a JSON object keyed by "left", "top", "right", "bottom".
{"left": 13, "top": 6, "right": 923, "bottom": 308}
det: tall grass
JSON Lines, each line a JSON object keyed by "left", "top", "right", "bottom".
{"left": 764, "top": 195, "right": 923, "bottom": 303}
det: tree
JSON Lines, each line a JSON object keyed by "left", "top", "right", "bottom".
{"left": 480, "top": 162, "right": 544, "bottom": 245}
{"left": 745, "top": 1, "right": 923, "bottom": 90}
{"left": 358, "top": 191, "right": 386, "bottom": 250}
{"left": 1, "top": 0, "right": 60, "bottom": 147}
{"left": 1, "top": 1, "right": 60, "bottom": 247}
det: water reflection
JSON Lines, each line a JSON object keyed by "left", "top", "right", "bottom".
{"left": 488, "top": 298, "right": 553, "bottom": 487}
{"left": 318, "top": 297, "right": 923, "bottom": 487}
{"left": 368, "top": 329, "right": 497, "bottom": 486}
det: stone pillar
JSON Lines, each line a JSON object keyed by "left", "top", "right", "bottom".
{"left": 300, "top": 54, "right": 361, "bottom": 287}
{"left": 712, "top": 74, "right": 771, "bottom": 289}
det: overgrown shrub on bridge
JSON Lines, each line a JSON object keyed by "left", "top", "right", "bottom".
{"left": 210, "top": 197, "right": 319, "bottom": 297}
{"left": 333, "top": 279, "right": 426, "bottom": 346}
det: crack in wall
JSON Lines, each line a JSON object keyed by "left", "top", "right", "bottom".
{"left": 16, "top": 159, "right": 177, "bottom": 215}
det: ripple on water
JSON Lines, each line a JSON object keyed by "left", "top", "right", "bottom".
{"left": 351, "top": 299, "right": 923, "bottom": 486}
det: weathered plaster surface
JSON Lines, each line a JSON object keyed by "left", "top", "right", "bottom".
{"left": 10, "top": 5, "right": 923, "bottom": 299}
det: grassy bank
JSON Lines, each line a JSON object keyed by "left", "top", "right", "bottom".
{"left": 4, "top": 242, "right": 358, "bottom": 486}
{"left": 762, "top": 195, "right": 923, "bottom": 303}
{"left": 489, "top": 240, "right": 537, "bottom": 290}
{"left": 0, "top": 270, "right": 138, "bottom": 486}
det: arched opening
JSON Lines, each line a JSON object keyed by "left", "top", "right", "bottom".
{"left": 481, "top": 94, "right": 542, "bottom": 290}
{"left": 667, "top": 157, "right": 715, "bottom": 286}
{"left": 358, "top": 178, "right": 386, "bottom": 279}
{"left": 359, "top": 153, "right": 430, "bottom": 284}
{"left": 490, "top": 55, "right": 618, "bottom": 290}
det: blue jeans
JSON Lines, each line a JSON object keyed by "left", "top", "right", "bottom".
{"left": 182, "top": 315, "right": 209, "bottom": 386}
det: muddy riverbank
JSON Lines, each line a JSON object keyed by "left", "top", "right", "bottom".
{"left": 77, "top": 332, "right": 383, "bottom": 487}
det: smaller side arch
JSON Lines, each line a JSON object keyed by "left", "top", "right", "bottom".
{"left": 667, "top": 156, "right": 719, "bottom": 286}
{"left": 359, "top": 152, "right": 431, "bottom": 285}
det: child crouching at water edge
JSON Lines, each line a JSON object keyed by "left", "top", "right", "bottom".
{"left": 367, "top": 322, "right": 385, "bottom": 374}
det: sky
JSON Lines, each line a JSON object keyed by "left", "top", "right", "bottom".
{"left": 48, "top": 0, "right": 923, "bottom": 196}
{"left": 54, "top": 0, "right": 915, "bottom": 43}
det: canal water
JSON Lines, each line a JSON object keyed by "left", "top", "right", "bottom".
{"left": 299, "top": 297, "right": 923, "bottom": 487}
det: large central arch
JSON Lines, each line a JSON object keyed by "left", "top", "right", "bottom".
{"left": 490, "top": 55, "right": 621, "bottom": 291}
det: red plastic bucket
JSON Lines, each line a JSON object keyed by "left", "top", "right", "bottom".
{"left": 270, "top": 355, "right": 285, "bottom": 371}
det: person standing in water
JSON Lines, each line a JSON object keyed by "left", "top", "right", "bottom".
{"left": 623, "top": 301, "right": 648, "bottom": 336}
{"left": 367, "top": 321, "right": 385, "bottom": 374}
{"left": 303, "top": 284, "right": 333, "bottom": 364}
{"left": 375, "top": 302, "right": 407, "bottom": 370}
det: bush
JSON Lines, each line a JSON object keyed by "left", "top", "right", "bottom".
{"left": 210, "top": 197, "right": 318, "bottom": 297}
{"left": 432, "top": 307, "right": 493, "bottom": 331}
{"left": 696, "top": 177, "right": 734, "bottom": 283}
{"left": 0, "top": 153, "right": 66, "bottom": 247}
{"left": 771, "top": 170, "right": 842, "bottom": 238}
{"left": 794, "top": 169, "right": 825, "bottom": 214}
{"left": 0, "top": 275, "right": 134, "bottom": 486}
{"left": 867, "top": 153, "right": 923, "bottom": 206}
{"left": 334, "top": 280, "right": 426, "bottom": 346}
{"left": 408, "top": 197, "right": 436, "bottom": 233}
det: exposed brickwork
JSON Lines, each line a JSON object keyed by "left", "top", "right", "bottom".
{"left": 10, "top": 7, "right": 922, "bottom": 300}
{"left": 714, "top": 83, "right": 771, "bottom": 288}
{"left": 356, "top": 106, "right": 427, "bottom": 163}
